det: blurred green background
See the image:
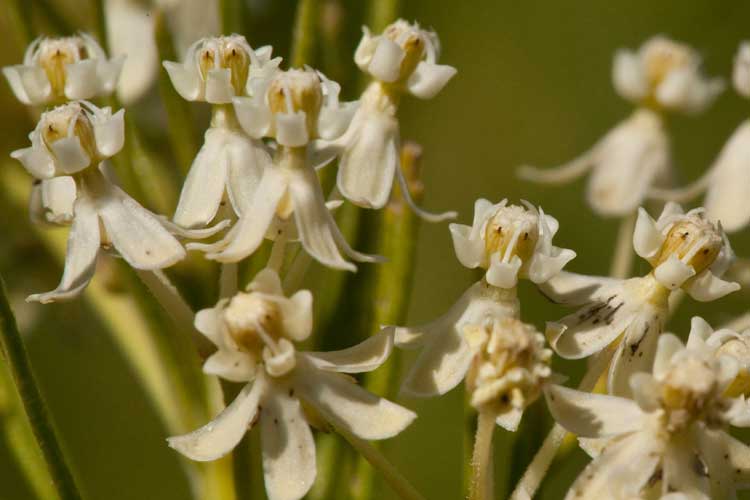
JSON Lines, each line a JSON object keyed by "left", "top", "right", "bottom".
{"left": 1, "top": 0, "right": 750, "bottom": 499}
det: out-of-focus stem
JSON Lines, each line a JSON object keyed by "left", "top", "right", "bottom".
{"left": 290, "top": 0, "right": 319, "bottom": 68}
{"left": 155, "top": 9, "right": 199, "bottom": 178}
{"left": 220, "top": 0, "right": 245, "bottom": 34}
{"left": 5, "top": 0, "right": 32, "bottom": 51}
{"left": 336, "top": 424, "right": 426, "bottom": 500}
{"left": 220, "top": 264, "right": 239, "bottom": 298}
{"left": 469, "top": 411, "right": 496, "bottom": 500}
{"left": 0, "top": 275, "right": 82, "bottom": 500}
{"left": 609, "top": 212, "right": 636, "bottom": 279}
{"left": 267, "top": 225, "right": 289, "bottom": 273}
{"left": 92, "top": 0, "right": 110, "bottom": 52}
{"left": 509, "top": 348, "right": 614, "bottom": 500}
{"left": 33, "top": 0, "right": 74, "bottom": 35}
{"left": 366, "top": 0, "right": 399, "bottom": 32}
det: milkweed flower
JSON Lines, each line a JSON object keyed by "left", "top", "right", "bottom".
{"left": 2, "top": 33, "right": 124, "bottom": 106}
{"left": 465, "top": 317, "right": 553, "bottom": 431}
{"left": 168, "top": 269, "right": 416, "bottom": 500}
{"left": 315, "top": 19, "right": 457, "bottom": 222}
{"left": 163, "top": 35, "right": 280, "bottom": 228}
{"left": 650, "top": 42, "right": 750, "bottom": 233}
{"left": 28, "top": 176, "right": 76, "bottom": 225}
{"left": 519, "top": 36, "right": 723, "bottom": 217}
{"left": 545, "top": 322, "right": 750, "bottom": 500}
{"left": 10, "top": 101, "right": 222, "bottom": 303}
{"left": 544, "top": 203, "right": 739, "bottom": 396}
{"left": 193, "top": 68, "right": 378, "bottom": 271}
{"left": 393, "top": 199, "right": 574, "bottom": 398}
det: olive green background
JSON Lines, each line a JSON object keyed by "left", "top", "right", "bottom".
{"left": 1, "top": 1, "right": 750, "bottom": 499}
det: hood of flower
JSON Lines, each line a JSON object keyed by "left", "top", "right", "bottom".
{"left": 222, "top": 291, "right": 283, "bottom": 354}
{"left": 33, "top": 36, "right": 93, "bottom": 97}
{"left": 654, "top": 209, "right": 723, "bottom": 275}
{"left": 381, "top": 20, "right": 432, "bottom": 81}
{"left": 196, "top": 35, "right": 252, "bottom": 95}
{"left": 40, "top": 103, "right": 98, "bottom": 163}
{"left": 482, "top": 203, "right": 539, "bottom": 266}
{"left": 467, "top": 317, "right": 552, "bottom": 414}
{"left": 641, "top": 36, "right": 696, "bottom": 92}
{"left": 713, "top": 333, "right": 750, "bottom": 398}
{"left": 268, "top": 69, "right": 323, "bottom": 136}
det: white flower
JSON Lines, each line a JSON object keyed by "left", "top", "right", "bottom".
{"left": 450, "top": 199, "right": 576, "bottom": 289}
{"left": 168, "top": 269, "right": 415, "bottom": 500}
{"left": 612, "top": 36, "right": 723, "bottom": 113}
{"left": 545, "top": 203, "right": 739, "bottom": 396}
{"left": 3, "top": 34, "right": 124, "bottom": 106}
{"left": 29, "top": 176, "right": 76, "bottom": 226}
{"left": 105, "top": 0, "right": 220, "bottom": 104}
{"left": 313, "top": 19, "right": 457, "bottom": 222}
{"left": 11, "top": 102, "right": 223, "bottom": 303}
{"left": 394, "top": 200, "right": 573, "bottom": 397}
{"left": 465, "top": 317, "right": 552, "bottom": 431}
{"left": 192, "top": 69, "right": 378, "bottom": 271}
{"left": 163, "top": 34, "right": 280, "bottom": 104}
{"left": 545, "top": 327, "right": 750, "bottom": 500}
{"left": 519, "top": 108, "right": 670, "bottom": 217}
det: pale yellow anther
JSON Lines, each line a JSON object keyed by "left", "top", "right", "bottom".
{"left": 483, "top": 205, "right": 539, "bottom": 264}
{"left": 223, "top": 292, "right": 282, "bottom": 354}
{"left": 654, "top": 214, "right": 723, "bottom": 275}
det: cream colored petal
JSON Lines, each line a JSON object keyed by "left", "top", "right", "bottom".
{"left": 406, "top": 61, "right": 457, "bottom": 99}
{"left": 247, "top": 268, "right": 284, "bottom": 295}
{"left": 15, "top": 65, "right": 52, "bottom": 104}
{"left": 293, "top": 361, "right": 416, "bottom": 440}
{"left": 629, "top": 373, "right": 661, "bottom": 412}
{"left": 544, "top": 384, "right": 644, "bottom": 438}
{"left": 733, "top": 42, "right": 750, "bottom": 98}
{"left": 205, "top": 68, "right": 234, "bottom": 104}
{"left": 537, "top": 271, "right": 619, "bottom": 306}
{"left": 318, "top": 101, "right": 358, "bottom": 140}
{"left": 633, "top": 207, "right": 663, "bottom": 261}
{"left": 2, "top": 65, "right": 32, "bottom": 104}
{"left": 683, "top": 270, "right": 740, "bottom": 302}
{"left": 486, "top": 253, "right": 522, "bottom": 289}
{"left": 194, "top": 306, "right": 222, "bottom": 344}
{"left": 275, "top": 112, "right": 310, "bottom": 147}
{"left": 260, "top": 384, "right": 316, "bottom": 500}
{"left": 204, "top": 350, "right": 256, "bottom": 383}
{"left": 612, "top": 49, "right": 648, "bottom": 103}
{"left": 27, "top": 193, "right": 100, "bottom": 303}
{"left": 303, "top": 328, "right": 393, "bottom": 373}
{"left": 233, "top": 96, "right": 272, "bottom": 139}
{"left": 163, "top": 60, "right": 202, "bottom": 102}
{"left": 495, "top": 407, "right": 523, "bottom": 432}
{"left": 703, "top": 121, "right": 750, "bottom": 233}
{"left": 168, "top": 378, "right": 264, "bottom": 461}
{"left": 226, "top": 136, "right": 271, "bottom": 216}
{"left": 354, "top": 27, "right": 377, "bottom": 71}
{"left": 367, "top": 37, "right": 404, "bottom": 83}
{"left": 97, "top": 55, "right": 125, "bottom": 93}
{"left": 98, "top": 185, "right": 185, "bottom": 269}
{"left": 41, "top": 176, "right": 76, "bottom": 224}
{"left": 526, "top": 248, "right": 577, "bottom": 284}
{"left": 173, "top": 130, "right": 229, "bottom": 228}
{"left": 653, "top": 333, "right": 685, "bottom": 379}
{"left": 336, "top": 111, "right": 398, "bottom": 210}
{"left": 64, "top": 60, "right": 100, "bottom": 99}
{"left": 607, "top": 311, "right": 664, "bottom": 397}
{"left": 662, "top": 431, "right": 711, "bottom": 498}
{"left": 93, "top": 109, "right": 125, "bottom": 158}
{"left": 394, "top": 156, "right": 456, "bottom": 222}
{"left": 50, "top": 137, "right": 91, "bottom": 174}
{"left": 449, "top": 223, "right": 484, "bottom": 269}
{"left": 697, "top": 427, "right": 750, "bottom": 498}
{"left": 686, "top": 316, "right": 714, "bottom": 350}
{"left": 654, "top": 254, "right": 696, "bottom": 290}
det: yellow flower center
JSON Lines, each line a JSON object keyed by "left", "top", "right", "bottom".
{"left": 222, "top": 292, "right": 282, "bottom": 354}
{"left": 654, "top": 215, "right": 722, "bottom": 275}
{"left": 483, "top": 205, "right": 539, "bottom": 265}
{"left": 642, "top": 38, "right": 693, "bottom": 91}
{"left": 37, "top": 37, "right": 89, "bottom": 98}
{"left": 383, "top": 22, "right": 426, "bottom": 81}
{"left": 41, "top": 105, "right": 98, "bottom": 162}
{"left": 267, "top": 69, "right": 323, "bottom": 137}
{"left": 198, "top": 37, "right": 251, "bottom": 96}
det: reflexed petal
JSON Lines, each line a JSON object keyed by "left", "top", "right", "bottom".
{"left": 233, "top": 96, "right": 272, "bottom": 139}
{"left": 394, "top": 158, "right": 456, "bottom": 222}
{"left": 194, "top": 306, "right": 222, "bottom": 344}
{"left": 607, "top": 312, "right": 663, "bottom": 397}
{"left": 11, "top": 146, "right": 56, "bottom": 180}
{"left": 486, "top": 254, "right": 522, "bottom": 289}
{"left": 173, "top": 130, "right": 229, "bottom": 228}
{"left": 168, "top": 378, "right": 265, "bottom": 461}
{"left": 633, "top": 207, "right": 663, "bottom": 261}
{"left": 683, "top": 270, "right": 740, "bottom": 302}
{"left": 303, "top": 328, "right": 393, "bottom": 373}
{"left": 654, "top": 255, "right": 696, "bottom": 290}
{"left": 653, "top": 333, "right": 685, "bottom": 379}
{"left": 611, "top": 49, "right": 647, "bottom": 102}
{"left": 50, "top": 137, "right": 91, "bottom": 174}
{"left": 207, "top": 167, "right": 288, "bottom": 263}
{"left": 163, "top": 61, "right": 201, "bottom": 101}
{"left": 41, "top": 177, "right": 76, "bottom": 224}
{"left": 93, "top": 109, "right": 125, "bottom": 157}
{"left": 16, "top": 65, "right": 52, "bottom": 104}
{"left": 205, "top": 68, "right": 233, "bottom": 103}
{"left": 406, "top": 62, "right": 457, "bottom": 99}
{"left": 98, "top": 185, "right": 185, "bottom": 269}
{"left": 275, "top": 112, "right": 309, "bottom": 147}
{"left": 686, "top": 316, "right": 714, "bottom": 349}
{"left": 354, "top": 27, "right": 377, "bottom": 71}
{"left": 663, "top": 431, "right": 711, "bottom": 497}
{"left": 698, "top": 427, "right": 750, "bottom": 498}
{"left": 565, "top": 432, "right": 662, "bottom": 500}
{"left": 526, "top": 248, "right": 577, "bottom": 284}
{"left": 260, "top": 384, "right": 316, "bottom": 500}
{"left": 704, "top": 121, "right": 750, "bottom": 233}
{"left": 27, "top": 194, "right": 100, "bottom": 303}
{"left": 2, "top": 66, "right": 33, "bottom": 104}
{"left": 98, "top": 55, "right": 126, "bottom": 93}
{"left": 367, "top": 37, "right": 404, "bottom": 83}
{"left": 64, "top": 60, "right": 100, "bottom": 99}
{"left": 204, "top": 350, "right": 256, "bottom": 382}
{"left": 544, "top": 384, "right": 643, "bottom": 438}
{"left": 629, "top": 373, "right": 661, "bottom": 414}
{"left": 294, "top": 361, "right": 416, "bottom": 440}
{"left": 278, "top": 291, "right": 313, "bottom": 341}
{"left": 449, "top": 223, "right": 483, "bottom": 268}
{"left": 336, "top": 112, "right": 398, "bottom": 209}
{"left": 318, "top": 101, "right": 358, "bottom": 140}
{"left": 538, "top": 271, "right": 619, "bottom": 306}
{"left": 226, "top": 135, "right": 270, "bottom": 216}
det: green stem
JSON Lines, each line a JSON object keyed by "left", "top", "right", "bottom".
{"left": 0, "top": 275, "right": 82, "bottom": 500}
{"left": 336, "top": 424, "right": 426, "bottom": 500}
{"left": 366, "top": 0, "right": 400, "bottom": 32}
{"left": 290, "top": 0, "right": 319, "bottom": 68}
{"left": 220, "top": 0, "right": 245, "bottom": 34}
{"left": 5, "top": 0, "right": 32, "bottom": 50}
{"left": 469, "top": 411, "right": 496, "bottom": 500}
{"left": 33, "top": 0, "right": 75, "bottom": 35}
{"left": 609, "top": 212, "right": 636, "bottom": 279}
{"left": 91, "top": 0, "right": 109, "bottom": 52}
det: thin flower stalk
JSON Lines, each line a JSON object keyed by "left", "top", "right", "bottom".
{"left": 290, "top": 0, "right": 320, "bottom": 68}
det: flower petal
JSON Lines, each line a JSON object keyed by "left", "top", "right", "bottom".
{"left": 318, "top": 101, "right": 358, "bottom": 140}
{"left": 486, "top": 254, "right": 522, "bottom": 289}
{"left": 204, "top": 350, "right": 256, "bottom": 382}
{"left": 206, "top": 166, "right": 288, "bottom": 263}
{"left": 50, "top": 137, "right": 91, "bottom": 174}
{"left": 406, "top": 61, "right": 456, "bottom": 99}
{"left": 394, "top": 156, "right": 457, "bottom": 222}
{"left": 704, "top": 121, "right": 750, "bottom": 233}
{"left": 11, "top": 144, "right": 56, "bottom": 180}
{"left": 495, "top": 407, "right": 523, "bottom": 432}
{"left": 168, "top": 378, "right": 264, "bottom": 461}
{"left": 41, "top": 176, "right": 76, "bottom": 224}
{"left": 367, "top": 37, "right": 404, "bottom": 83}
{"left": 225, "top": 135, "right": 270, "bottom": 216}
{"left": 279, "top": 290, "right": 313, "bottom": 341}
{"left": 275, "top": 112, "right": 310, "bottom": 147}
{"left": 303, "top": 328, "right": 393, "bottom": 373}
{"left": 233, "top": 96, "right": 272, "bottom": 139}
{"left": 633, "top": 207, "right": 663, "bottom": 261}
{"left": 27, "top": 193, "right": 100, "bottom": 303}
{"left": 663, "top": 431, "right": 711, "bottom": 497}
{"left": 64, "top": 60, "right": 100, "bottom": 99}
{"left": 336, "top": 112, "right": 398, "bottom": 210}
{"left": 163, "top": 61, "right": 202, "bottom": 101}
{"left": 97, "top": 55, "right": 126, "bottom": 93}
{"left": 260, "top": 383, "right": 316, "bottom": 500}
{"left": 15, "top": 65, "right": 52, "bottom": 104}
{"left": 544, "top": 384, "right": 644, "bottom": 438}
{"left": 194, "top": 306, "right": 222, "bottom": 344}
{"left": 607, "top": 311, "right": 664, "bottom": 397}
{"left": 526, "top": 248, "right": 577, "bottom": 284}
{"left": 683, "top": 270, "right": 740, "bottom": 302}
{"left": 653, "top": 333, "right": 685, "bottom": 379}
{"left": 2, "top": 65, "right": 32, "bottom": 104}
{"left": 686, "top": 316, "right": 714, "bottom": 350}
{"left": 538, "top": 271, "right": 619, "bottom": 306}
{"left": 654, "top": 254, "right": 696, "bottom": 290}
{"left": 173, "top": 130, "right": 229, "bottom": 228}
{"left": 93, "top": 109, "right": 125, "bottom": 158}
{"left": 109, "top": 0, "right": 158, "bottom": 104}
{"left": 294, "top": 360, "right": 416, "bottom": 440}
{"left": 205, "top": 68, "right": 234, "bottom": 104}
{"left": 698, "top": 427, "right": 750, "bottom": 498}
{"left": 611, "top": 49, "right": 647, "bottom": 103}
{"left": 449, "top": 223, "right": 483, "bottom": 269}
{"left": 98, "top": 185, "right": 186, "bottom": 269}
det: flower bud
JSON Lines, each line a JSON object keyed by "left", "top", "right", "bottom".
{"left": 466, "top": 317, "right": 552, "bottom": 419}
{"left": 268, "top": 69, "right": 323, "bottom": 136}
{"left": 654, "top": 213, "right": 723, "bottom": 276}
{"left": 223, "top": 292, "right": 283, "bottom": 353}
{"left": 483, "top": 204, "right": 539, "bottom": 265}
